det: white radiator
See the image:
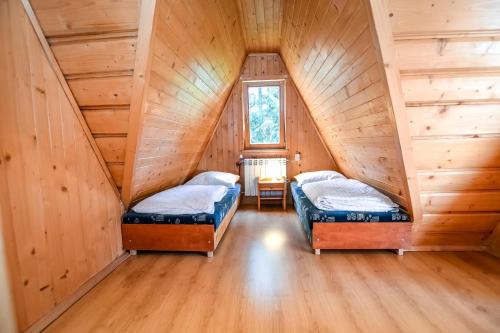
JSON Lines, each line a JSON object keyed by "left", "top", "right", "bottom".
{"left": 244, "top": 158, "right": 287, "bottom": 196}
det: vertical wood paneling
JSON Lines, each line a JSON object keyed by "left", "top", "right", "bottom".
{"left": 279, "top": 0, "right": 410, "bottom": 208}
{"left": 386, "top": 0, "right": 500, "bottom": 247}
{"left": 196, "top": 54, "right": 336, "bottom": 184}
{"left": 30, "top": 0, "right": 141, "bottom": 188}
{"left": 0, "top": 0, "right": 123, "bottom": 329}
{"left": 125, "top": 0, "right": 246, "bottom": 203}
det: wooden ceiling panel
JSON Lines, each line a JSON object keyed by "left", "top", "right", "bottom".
{"left": 29, "top": 0, "right": 140, "bottom": 37}
{"left": 51, "top": 37, "right": 137, "bottom": 75}
{"left": 122, "top": 0, "right": 246, "bottom": 205}
{"left": 280, "top": 0, "right": 411, "bottom": 208}
{"left": 237, "top": 0, "right": 285, "bottom": 52}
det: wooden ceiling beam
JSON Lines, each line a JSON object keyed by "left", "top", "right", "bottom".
{"left": 121, "top": 0, "right": 158, "bottom": 208}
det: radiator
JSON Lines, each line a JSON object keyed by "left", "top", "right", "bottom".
{"left": 244, "top": 158, "right": 287, "bottom": 196}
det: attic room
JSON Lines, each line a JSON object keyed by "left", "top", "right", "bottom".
{"left": 1, "top": 0, "right": 499, "bottom": 332}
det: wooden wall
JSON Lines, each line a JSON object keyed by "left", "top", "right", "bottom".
{"left": 384, "top": 0, "right": 500, "bottom": 248}
{"left": 0, "top": 0, "right": 124, "bottom": 330}
{"left": 488, "top": 224, "right": 500, "bottom": 257}
{"left": 197, "top": 54, "right": 336, "bottom": 186}
{"left": 237, "top": 0, "right": 284, "bottom": 52}
{"left": 123, "top": 0, "right": 246, "bottom": 205}
{"left": 279, "top": 0, "right": 411, "bottom": 208}
{"left": 30, "top": 0, "right": 142, "bottom": 189}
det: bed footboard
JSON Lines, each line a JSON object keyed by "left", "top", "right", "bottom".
{"left": 122, "top": 198, "right": 239, "bottom": 255}
{"left": 312, "top": 222, "right": 412, "bottom": 252}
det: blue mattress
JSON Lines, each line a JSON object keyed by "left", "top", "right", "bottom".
{"left": 122, "top": 184, "right": 240, "bottom": 230}
{"left": 290, "top": 181, "right": 410, "bottom": 241}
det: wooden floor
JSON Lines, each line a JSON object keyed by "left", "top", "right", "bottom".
{"left": 46, "top": 207, "right": 500, "bottom": 333}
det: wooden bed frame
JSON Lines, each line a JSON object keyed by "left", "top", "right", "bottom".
{"left": 311, "top": 222, "right": 412, "bottom": 255}
{"left": 122, "top": 197, "right": 240, "bottom": 257}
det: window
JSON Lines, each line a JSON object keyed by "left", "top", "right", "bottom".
{"left": 243, "top": 80, "right": 285, "bottom": 149}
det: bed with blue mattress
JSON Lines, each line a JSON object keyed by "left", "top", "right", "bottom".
{"left": 290, "top": 181, "right": 412, "bottom": 255}
{"left": 122, "top": 184, "right": 241, "bottom": 257}
{"left": 123, "top": 184, "right": 241, "bottom": 230}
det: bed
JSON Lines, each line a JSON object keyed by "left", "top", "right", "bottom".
{"left": 291, "top": 181, "right": 411, "bottom": 255}
{"left": 122, "top": 184, "right": 240, "bottom": 257}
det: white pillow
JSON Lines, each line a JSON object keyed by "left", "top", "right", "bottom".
{"left": 185, "top": 171, "right": 240, "bottom": 188}
{"left": 294, "top": 170, "right": 346, "bottom": 187}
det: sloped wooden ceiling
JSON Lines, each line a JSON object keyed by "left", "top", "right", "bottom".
{"left": 380, "top": 0, "right": 500, "bottom": 248}
{"left": 197, "top": 54, "right": 336, "bottom": 182}
{"left": 30, "top": 0, "right": 141, "bottom": 189}
{"left": 278, "top": 0, "right": 411, "bottom": 208}
{"left": 237, "top": 0, "right": 284, "bottom": 52}
{"left": 122, "top": 0, "right": 246, "bottom": 205}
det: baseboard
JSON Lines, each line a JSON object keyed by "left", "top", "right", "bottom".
{"left": 24, "top": 252, "right": 129, "bottom": 333}
{"left": 407, "top": 245, "right": 487, "bottom": 252}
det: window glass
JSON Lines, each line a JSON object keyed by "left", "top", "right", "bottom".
{"left": 247, "top": 85, "right": 281, "bottom": 145}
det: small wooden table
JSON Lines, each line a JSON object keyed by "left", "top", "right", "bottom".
{"left": 257, "top": 177, "right": 287, "bottom": 211}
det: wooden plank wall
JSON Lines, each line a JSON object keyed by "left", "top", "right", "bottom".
{"left": 29, "top": 0, "right": 141, "bottom": 189}
{"left": 196, "top": 54, "right": 336, "bottom": 187}
{"left": 124, "top": 0, "right": 247, "bottom": 204}
{"left": 0, "top": 0, "right": 124, "bottom": 330}
{"left": 279, "top": 0, "right": 411, "bottom": 208}
{"left": 488, "top": 224, "right": 500, "bottom": 257}
{"left": 386, "top": 0, "right": 500, "bottom": 248}
{"left": 236, "top": 0, "right": 284, "bottom": 52}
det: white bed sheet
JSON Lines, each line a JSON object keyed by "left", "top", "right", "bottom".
{"left": 132, "top": 185, "right": 228, "bottom": 215}
{"left": 302, "top": 179, "right": 399, "bottom": 212}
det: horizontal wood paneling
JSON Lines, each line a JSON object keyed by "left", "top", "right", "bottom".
{"left": 411, "top": 231, "right": 492, "bottom": 247}
{"left": 94, "top": 137, "right": 127, "bottom": 163}
{"left": 196, "top": 54, "right": 336, "bottom": 188}
{"left": 412, "top": 214, "right": 499, "bottom": 247}
{"left": 82, "top": 109, "right": 130, "bottom": 135}
{"left": 413, "top": 137, "right": 500, "bottom": 170}
{"left": 237, "top": 0, "right": 284, "bottom": 52}
{"left": 402, "top": 74, "right": 500, "bottom": 103}
{"left": 126, "top": 0, "right": 246, "bottom": 202}
{"left": 421, "top": 191, "right": 500, "bottom": 213}
{"left": 388, "top": 0, "right": 500, "bottom": 36}
{"left": 0, "top": 0, "right": 123, "bottom": 329}
{"left": 68, "top": 76, "right": 133, "bottom": 107}
{"left": 420, "top": 213, "right": 500, "bottom": 232}
{"left": 280, "top": 0, "right": 410, "bottom": 208}
{"left": 396, "top": 38, "right": 500, "bottom": 72}
{"left": 387, "top": 0, "right": 500, "bottom": 246}
{"left": 29, "top": 0, "right": 140, "bottom": 37}
{"left": 51, "top": 37, "right": 137, "bottom": 75}
{"left": 407, "top": 104, "right": 500, "bottom": 137}
{"left": 418, "top": 169, "right": 500, "bottom": 191}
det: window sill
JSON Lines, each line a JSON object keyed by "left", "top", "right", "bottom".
{"left": 242, "top": 149, "right": 289, "bottom": 158}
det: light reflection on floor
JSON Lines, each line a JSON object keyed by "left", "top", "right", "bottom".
{"left": 262, "top": 229, "right": 286, "bottom": 251}
{"left": 246, "top": 225, "right": 289, "bottom": 298}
